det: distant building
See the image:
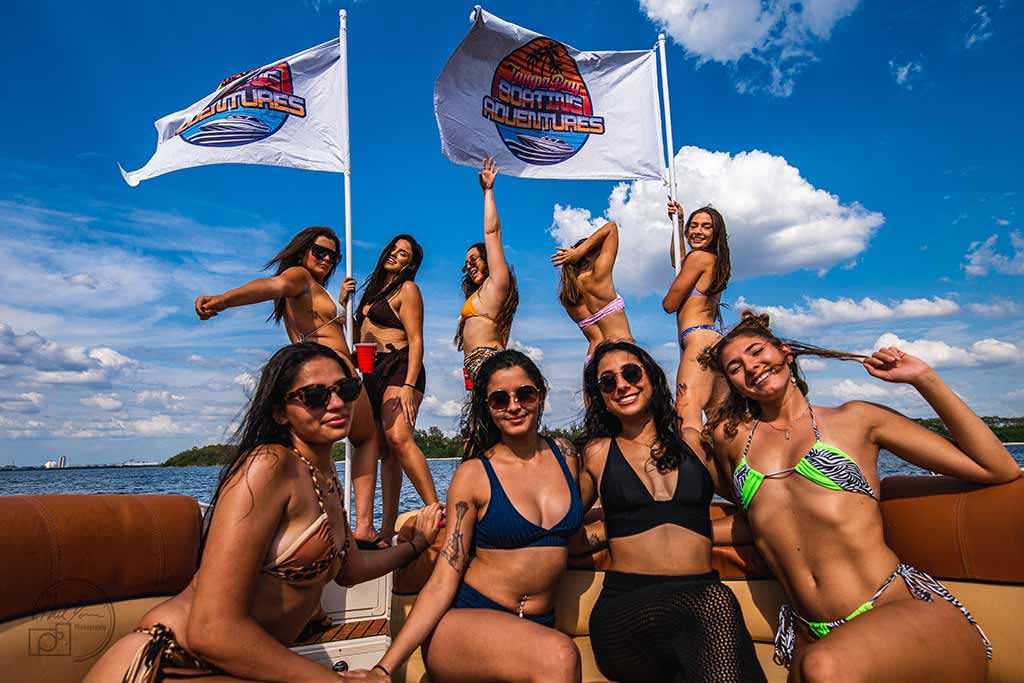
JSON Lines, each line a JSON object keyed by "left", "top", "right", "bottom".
{"left": 57, "top": 455, "right": 67, "bottom": 468}
{"left": 43, "top": 460, "right": 58, "bottom": 469}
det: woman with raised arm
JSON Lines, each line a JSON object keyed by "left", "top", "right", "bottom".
{"left": 696, "top": 311, "right": 1019, "bottom": 681}
{"left": 343, "top": 350, "right": 583, "bottom": 683}
{"left": 354, "top": 234, "right": 438, "bottom": 542}
{"left": 456, "top": 157, "right": 519, "bottom": 386}
{"left": 662, "top": 201, "right": 731, "bottom": 427}
{"left": 576, "top": 340, "right": 764, "bottom": 683}
{"left": 551, "top": 221, "right": 634, "bottom": 365}
{"left": 86, "top": 342, "right": 443, "bottom": 683}
{"left": 193, "top": 226, "right": 387, "bottom": 550}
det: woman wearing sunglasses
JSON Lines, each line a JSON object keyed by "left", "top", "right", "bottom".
{"left": 193, "top": 226, "right": 388, "bottom": 551}
{"left": 551, "top": 220, "right": 633, "bottom": 366}
{"left": 354, "top": 234, "right": 439, "bottom": 545}
{"left": 345, "top": 350, "right": 584, "bottom": 682}
{"left": 87, "top": 342, "right": 443, "bottom": 683}
{"left": 456, "top": 157, "right": 519, "bottom": 387}
{"left": 578, "top": 340, "right": 764, "bottom": 683}
{"left": 662, "top": 201, "right": 732, "bottom": 428}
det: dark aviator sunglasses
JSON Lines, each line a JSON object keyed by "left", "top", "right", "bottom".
{"left": 487, "top": 384, "right": 540, "bottom": 412}
{"left": 596, "top": 362, "right": 644, "bottom": 394}
{"left": 286, "top": 378, "right": 361, "bottom": 410}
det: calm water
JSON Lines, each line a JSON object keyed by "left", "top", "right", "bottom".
{"left": 2, "top": 449, "right": 1022, "bottom": 525}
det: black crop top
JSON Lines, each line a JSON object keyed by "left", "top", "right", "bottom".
{"left": 599, "top": 438, "right": 713, "bottom": 541}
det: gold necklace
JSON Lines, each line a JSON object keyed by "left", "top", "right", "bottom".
{"left": 761, "top": 408, "right": 808, "bottom": 441}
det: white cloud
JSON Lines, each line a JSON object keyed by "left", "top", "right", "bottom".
{"left": 799, "top": 358, "right": 828, "bottom": 372}
{"left": 640, "top": 0, "right": 861, "bottom": 96}
{"left": 128, "top": 414, "right": 188, "bottom": 437}
{"left": 0, "top": 392, "right": 46, "bottom": 414}
{"left": 422, "top": 395, "right": 464, "bottom": 418}
{"left": 820, "top": 378, "right": 893, "bottom": 400}
{"left": 736, "top": 295, "right": 959, "bottom": 334}
{"left": 508, "top": 339, "right": 545, "bottom": 363}
{"left": 863, "top": 333, "right": 1024, "bottom": 368}
{"left": 0, "top": 415, "right": 47, "bottom": 439}
{"left": 233, "top": 371, "right": 257, "bottom": 394}
{"left": 965, "top": 4, "right": 993, "bottom": 48}
{"left": 136, "top": 390, "right": 187, "bottom": 408}
{"left": 963, "top": 232, "right": 1024, "bottom": 276}
{"left": 33, "top": 368, "right": 112, "bottom": 386}
{"left": 968, "top": 300, "right": 1021, "bottom": 317}
{"left": 889, "top": 60, "right": 922, "bottom": 89}
{"left": 80, "top": 393, "right": 123, "bottom": 411}
{"left": 550, "top": 146, "right": 884, "bottom": 297}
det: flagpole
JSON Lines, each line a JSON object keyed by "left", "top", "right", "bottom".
{"left": 657, "top": 33, "right": 683, "bottom": 275}
{"left": 339, "top": 8, "right": 354, "bottom": 515}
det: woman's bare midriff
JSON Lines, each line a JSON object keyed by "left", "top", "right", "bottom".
{"left": 606, "top": 526, "right": 713, "bottom": 576}
{"left": 462, "top": 547, "right": 569, "bottom": 616}
{"left": 676, "top": 294, "right": 719, "bottom": 332}
{"left": 461, "top": 315, "right": 503, "bottom": 354}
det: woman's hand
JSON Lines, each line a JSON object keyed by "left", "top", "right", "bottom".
{"left": 338, "top": 667, "right": 389, "bottom": 681}
{"left": 863, "top": 347, "right": 935, "bottom": 385}
{"left": 399, "top": 385, "right": 419, "bottom": 427}
{"left": 194, "top": 295, "right": 223, "bottom": 320}
{"left": 550, "top": 245, "right": 579, "bottom": 267}
{"left": 339, "top": 277, "right": 356, "bottom": 304}
{"left": 667, "top": 199, "right": 684, "bottom": 221}
{"left": 479, "top": 156, "right": 498, "bottom": 191}
{"left": 412, "top": 503, "right": 445, "bottom": 550}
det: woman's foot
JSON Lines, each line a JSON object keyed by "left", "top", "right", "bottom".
{"left": 353, "top": 528, "right": 391, "bottom": 551}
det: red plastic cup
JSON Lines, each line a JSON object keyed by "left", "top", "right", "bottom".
{"left": 354, "top": 343, "right": 377, "bottom": 374}
{"left": 463, "top": 367, "right": 474, "bottom": 391}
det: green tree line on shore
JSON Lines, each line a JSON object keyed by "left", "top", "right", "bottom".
{"left": 163, "top": 418, "right": 1023, "bottom": 467}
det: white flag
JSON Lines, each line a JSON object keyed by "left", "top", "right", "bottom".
{"left": 120, "top": 38, "right": 347, "bottom": 187}
{"left": 434, "top": 8, "right": 665, "bottom": 181}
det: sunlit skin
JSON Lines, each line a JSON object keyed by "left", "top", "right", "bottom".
{"left": 693, "top": 332, "right": 1020, "bottom": 681}
{"left": 464, "top": 247, "right": 486, "bottom": 287}
{"left": 663, "top": 201, "right": 728, "bottom": 429}
{"left": 575, "top": 350, "right": 715, "bottom": 576}
{"left": 191, "top": 234, "right": 384, "bottom": 548}
{"left": 343, "top": 364, "right": 583, "bottom": 683}
{"left": 358, "top": 237, "right": 438, "bottom": 542}
{"left": 85, "top": 356, "right": 442, "bottom": 683}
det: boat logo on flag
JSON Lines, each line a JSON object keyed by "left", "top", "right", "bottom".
{"left": 481, "top": 38, "right": 605, "bottom": 165}
{"left": 176, "top": 63, "right": 307, "bottom": 147}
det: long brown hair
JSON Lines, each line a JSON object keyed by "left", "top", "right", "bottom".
{"left": 684, "top": 206, "right": 731, "bottom": 321}
{"left": 557, "top": 238, "right": 594, "bottom": 308}
{"left": 699, "top": 310, "right": 867, "bottom": 443}
{"left": 454, "top": 241, "right": 520, "bottom": 351}
{"left": 354, "top": 234, "right": 423, "bottom": 332}
{"left": 264, "top": 226, "right": 340, "bottom": 324}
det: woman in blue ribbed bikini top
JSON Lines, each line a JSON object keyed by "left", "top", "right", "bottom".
{"left": 474, "top": 436, "right": 584, "bottom": 549}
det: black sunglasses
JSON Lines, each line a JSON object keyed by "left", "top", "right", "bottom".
{"left": 596, "top": 363, "right": 644, "bottom": 394}
{"left": 286, "top": 378, "right": 361, "bottom": 409}
{"left": 310, "top": 244, "right": 340, "bottom": 264}
{"left": 487, "top": 385, "right": 540, "bottom": 412}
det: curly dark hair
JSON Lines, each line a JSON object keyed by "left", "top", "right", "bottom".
{"left": 264, "top": 226, "right": 340, "bottom": 324}
{"left": 699, "top": 310, "right": 867, "bottom": 444}
{"left": 460, "top": 349, "right": 547, "bottom": 460}
{"left": 199, "top": 341, "right": 352, "bottom": 560}
{"left": 582, "top": 340, "right": 690, "bottom": 472}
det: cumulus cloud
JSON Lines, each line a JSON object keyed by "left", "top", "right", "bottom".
{"left": 233, "top": 371, "right": 257, "bottom": 394}
{"left": 963, "top": 232, "right": 1024, "bottom": 276}
{"left": 799, "top": 358, "right": 828, "bottom": 372}
{"left": 136, "top": 390, "right": 187, "bottom": 409}
{"left": 640, "top": 0, "right": 860, "bottom": 96}
{"left": 968, "top": 300, "right": 1021, "bottom": 317}
{"left": 55, "top": 414, "right": 188, "bottom": 439}
{"left": 422, "top": 395, "right": 464, "bottom": 419}
{"left": 819, "top": 378, "right": 893, "bottom": 400}
{"left": 863, "top": 332, "right": 1023, "bottom": 368}
{"left": 0, "top": 392, "right": 46, "bottom": 414}
{"left": 550, "top": 146, "right": 883, "bottom": 297}
{"left": 0, "top": 415, "right": 47, "bottom": 439}
{"left": 508, "top": 339, "right": 545, "bottom": 363}
{"left": 736, "top": 295, "right": 959, "bottom": 334}
{"left": 81, "top": 393, "right": 124, "bottom": 411}
{"left": 889, "top": 60, "right": 922, "bottom": 89}
{"left": 0, "top": 323, "right": 137, "bottom": 387}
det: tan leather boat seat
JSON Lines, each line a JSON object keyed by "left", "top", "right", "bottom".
{"left": 0, "top": 494, "right": 200, "bottom": 683}
{"left": 392, "top": 475, "right": 1024, "bottom": 683}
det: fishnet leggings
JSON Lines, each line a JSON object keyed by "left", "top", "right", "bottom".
{"left": 590, "top": 571, "right": 766, "bottom": 683}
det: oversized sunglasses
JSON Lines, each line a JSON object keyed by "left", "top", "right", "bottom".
{"left": 487, "top": 384, "right": 540, "bottom": 412}
{"left": 310, "top": 244, "right": 340, "bottom": 263}
{"left": 286, "top": 378, "right": 361, "bottom": 409}
{"left": 596, "top": 363, "right": 644, "bottom": 394}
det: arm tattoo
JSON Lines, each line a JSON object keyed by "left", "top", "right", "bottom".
{"left": 441, "top": 501, "right": 469, "bottom": 571}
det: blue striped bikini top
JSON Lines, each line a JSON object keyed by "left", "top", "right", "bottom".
{"left": 475, "top": 437, "right": 583, "bottom": 549}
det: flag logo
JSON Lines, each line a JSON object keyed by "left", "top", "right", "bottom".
{"left": 481, "top": 38, "right": 605, "bottom": 165}
{"left": 177, "top": 63, "right": 307, "bottom": 147}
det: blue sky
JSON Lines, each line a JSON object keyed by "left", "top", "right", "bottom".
{"left": 1, "top": 0, "right": 1022, "bottom": 466}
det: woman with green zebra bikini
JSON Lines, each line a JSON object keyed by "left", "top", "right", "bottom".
{"left": 693, "top": 311, "right": 1019, "bottom": 681}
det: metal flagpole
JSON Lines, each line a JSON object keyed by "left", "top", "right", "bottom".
{"left": 339, "top": 9, "right": 354, "bottom": 515}
{"left": 657, "top": 33, "right": 683, "bottom": 274}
